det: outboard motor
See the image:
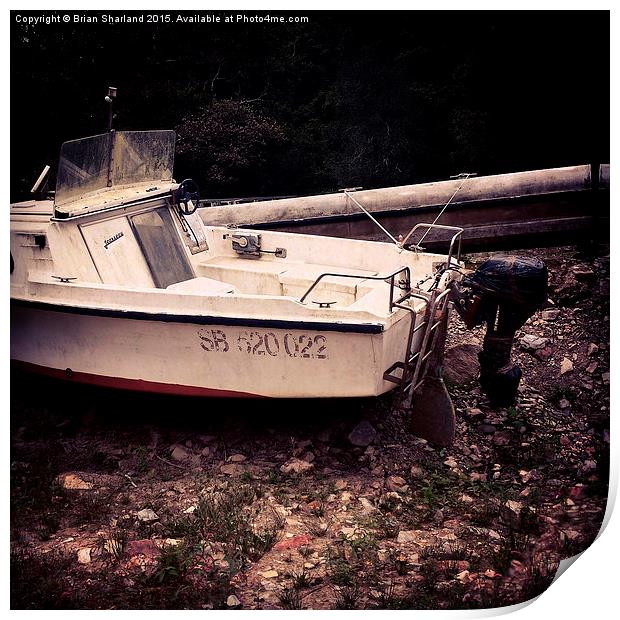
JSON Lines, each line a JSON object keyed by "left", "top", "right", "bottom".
{"left": 451, "top": 256, "right": 548, "bottom": 406}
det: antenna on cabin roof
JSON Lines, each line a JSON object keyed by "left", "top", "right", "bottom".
{"left": 105, "top": 86, "right": 117, "bottom": 132}
{"left": 31, "top": 165, "right": 51, "bottom": 201}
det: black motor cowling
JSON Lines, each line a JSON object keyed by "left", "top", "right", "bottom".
{"left": 452, "top": 256, "right": 548, "bottom": 406}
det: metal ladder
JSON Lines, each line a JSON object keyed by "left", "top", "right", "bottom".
{"left": 382, "top": 287, "right": 451, "bottom": 393}
{"left": 382, "top": 222, "right": 463, "bottom": 393}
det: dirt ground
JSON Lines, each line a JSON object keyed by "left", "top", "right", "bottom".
{"left": 10, "top": 244, "right": 610, "bottom": 610}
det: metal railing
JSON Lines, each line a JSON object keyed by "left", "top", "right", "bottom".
{"left": 401, "top": 223, "right": 464, "bottom": 267}
{"left": 299, "top": 266, "right": 412, "bottom": 313}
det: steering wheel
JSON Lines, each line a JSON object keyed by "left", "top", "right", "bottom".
{"left": 176, "top": 178, "right": 200, "bottom": 215}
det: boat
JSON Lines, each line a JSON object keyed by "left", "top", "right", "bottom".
{"left": 198, "top": 164, "right": 610, "bottom": 252}
{"left": 10, "top": 128, "right": 463, "bottom": 410}
{"left": 11, "top": 118, "right": 553, "bottom": 446}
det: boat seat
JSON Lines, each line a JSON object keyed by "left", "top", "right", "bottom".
{"left": 166, "top": 277, "right": 239, "bottom": 296}
{"left": 197, "top": 256, "right": 290, "bottom": 295}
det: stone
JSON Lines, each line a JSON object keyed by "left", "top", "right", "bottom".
{"left": 280, "top": 458, "right": 314, "bottom": 475}
{"left": 335, "top": 479, "right": 348, "bottom": 490}
{"left": 493, "top": 431, "right": 511, "bottom": 447}
{"left": 519, "top": 335, "right": 548, "bottom": 351}
{"left": 396, "top": 530, "right": 417, "bottom": 544}
{"left": 259, "top": 570, "right": 279, "bottom": 579}
{"left": 478, "top": 424, "right": 496, "bottom": 435}
{"left": 228, "top": 454, "right": 247, "bottom": 463}
{"left": 572, "top": 266, "right": 595, "bottom": 281}
{"left": 560, "top": 435, "right": 570, "bottom": 446}
{"left": 301, "top": 451, "right": 315, "bottom": 463}
{"left": 386, "top": 475, "right": 409, "bottom": 493}
{"left": 581, "top": 460, "right": 597, "bottom": 474}
{"left": 505, "top": 500, "right": 522, "bottom": 514}
{"left": 569, "top": 484, "right": 586, "bottom": 500}
{"left": 358, "top": 497, "right": 377, "bottom": 514}
{"left": 347, "top": 420, "right": 377, "bottom": 447}
{"left": 220, "top": 463, "right": 245, "bottom": 476}
{"left": 465, "top": 408, "right": 484, "bottom": 420}
{"left": 586, "top": 362, "right": 598, "bottom": 374}
{"left": 410, "top": 465, "right": 424, "bottom": 479}
{"left": 470, "top": 472, "right": 487, "bottom": 482}
{"left": 541, "top": 309, "right": 560, "bottom": 321}
{"left": 58, "top": 473, "right": 94, "bottom": 490}
{"left": 77, "top": 547, "right": 91, "bottom": 564}
{"left": 443, "top": 344, "right": 480, "bottom": 385}
{"left": 379, "top": 491, "right": 403, "bottom": 509}
{"left": 519, "top": 469, "right": 541, "bottom": 483}
{"left": 274, "top": 534, "right": 312, "bottom": 550}
{"left": 164, "top": 538, "right": 181, "bottom": 547}
{"left": 456, "top": 570, "right": 473, "bottom": 583}
{"left": 397, "top": 530, "right": 437, "bottom": 545}
{"left": 443, "top": 457, "right": 458, "bottom": 469}
{"left": 559, "top": 398, "right": 571, "bottom": 410}
{"left": 126, "top": 539, "right": 159, "bottom": 557}
{"left": 201, "top": 446, "right": 211, "bottom": 457}
{"left": 560, "top": 358, "right": 574, "bottom": 375}
{"left": 602, "top": 372, "right": 610, "bottom": 383}
{"left": 171, "top": 445, "right": 189, "bottom": 462}
{"left": 226, "top": 595, "right": 241, "bottom": 608}
{"left": 137, "top": 508, "right": 159, "bottom": 522}
{"left": 534, "top": 346, "right": 553, "bottom": 362}
{"left": 587, "top": 343, "right": 599, "bottom": 356}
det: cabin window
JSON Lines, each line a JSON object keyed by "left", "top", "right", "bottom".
{"left": 130, "top": 207, "right": 194, "bottom": 288}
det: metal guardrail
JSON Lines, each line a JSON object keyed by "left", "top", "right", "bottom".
{"left": 299, "top": 266, "right": 412, "bottom": 313}
{"left": 298, "top": 224, "right": 459, "bottom": 393}
{"left": 401, "top": 223, "right": 464, "bottom": 266}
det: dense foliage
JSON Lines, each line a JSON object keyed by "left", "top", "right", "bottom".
{"left": 11, "top": 10, "right": 609, "bottom": 201}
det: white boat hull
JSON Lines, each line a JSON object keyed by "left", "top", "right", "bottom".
{"left": 11, "top": 302, "right": 413, "bottom": 398}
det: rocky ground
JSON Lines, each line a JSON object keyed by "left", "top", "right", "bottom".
{"left": 10, "top": 244, "right": 610, "bottom": 610}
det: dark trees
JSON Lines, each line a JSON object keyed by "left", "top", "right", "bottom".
{"left": 10, "top": 11, "right": 609, "bottom": 201}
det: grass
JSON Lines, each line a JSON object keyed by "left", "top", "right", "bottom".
{"left": 152, "top": 541, "right": 197, "bottom": 584}
{"left": 326, "top": 553, "right": 356, "bottom": 587}
{"left": 97, "top": 528, "right": 128, "bottom": 561}
{"left": 288, "top": 567, "right": 313, "bottom": 589}
{"left": 519, "top": 557, "right": 558, "bottom": 602}
{"left": 10, "top": 548, "right": 79, "bottom": 609}
{"left": 189, "top": 484, "right": 283, "bottom": 569}
{"left": 278, "top": 585, "right": 305, "bottom": 610}
{"left": 135, "top": 445, "right": 149, "bottom": 473}
{"left": 334, "top": 585, "right": 361, "bottom": 609}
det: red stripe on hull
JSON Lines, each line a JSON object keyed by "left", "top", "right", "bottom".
{"left": 11, "top": 360, "right": 262, "bottom": 399}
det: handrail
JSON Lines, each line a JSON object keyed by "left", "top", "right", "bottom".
{"left": 400, "top": 223, "right": 464, "bottom": 266}
{"left": 299, "top": 266, "right": 413, "bottom": 313}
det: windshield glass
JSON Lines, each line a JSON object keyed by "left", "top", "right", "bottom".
{"left": 55, "top": 130, "right": 175, "bottom": 207}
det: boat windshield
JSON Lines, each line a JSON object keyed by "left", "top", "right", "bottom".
{"left": 55, "top": 130, "right": 175, "bottom": 207}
